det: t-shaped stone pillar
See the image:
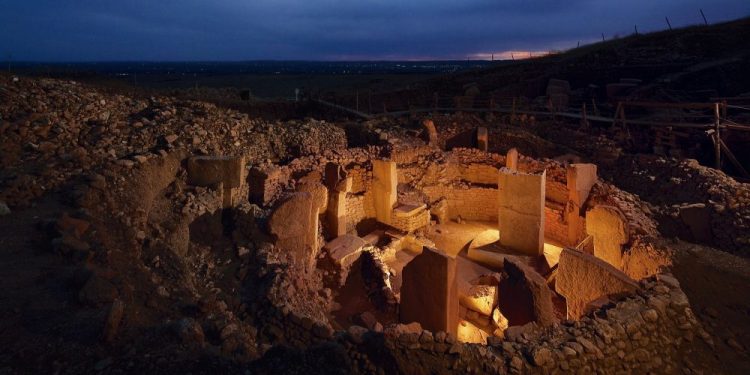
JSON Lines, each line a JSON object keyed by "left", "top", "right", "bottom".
{"left": 372, "top": 159, "right": 397, "bottom": 225}
{"left": 565, "top": 163, "right": 597, "bottom": 246}
{"left": 498, "top": 169, "right": 546, "bottom": 256}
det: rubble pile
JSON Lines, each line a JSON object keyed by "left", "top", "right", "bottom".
{"left": 0, "top": 76, "right": 346, "bottom": 207}
{"left": 0, "top": 74, "right": 742, "bottom": 373}
{"left": 606, "top": 155, "right": 750, "bottom": 256}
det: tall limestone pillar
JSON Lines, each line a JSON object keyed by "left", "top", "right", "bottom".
{"left": 498, "top": 169, "right": 546, "bottom": 256}
{"left": 372, "top": 160, "right": 397, "bottom": 225}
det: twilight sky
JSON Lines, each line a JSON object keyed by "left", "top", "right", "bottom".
{"left": 1, "top": 0, "right": 749, "bottom": 61}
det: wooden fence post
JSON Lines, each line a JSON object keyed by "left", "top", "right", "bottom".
{"left": 714, "top": 102, "right": 722, "bottom": 169}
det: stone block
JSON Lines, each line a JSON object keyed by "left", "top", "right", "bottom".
{"left": 187, "top": 156, "right": 244, "bottom": 188}
{"left": 586, "top": 205, "right": 628, "bottom": 268}
{"left": 556, "top": 248, "right": 638, "bottom": 319}
{"left": 268, "top": 192, "right": 318, "bottom": 273}
{"left": 400, "top": 247, "right": 459, "bottom": 336}
{"left": 372, "top": 159, "right": 397, "bottom": 225}
{"left": 459, "top": 284, "right": 497, "bottom": 316}
{"left": 324, "top": 234, "right": 368, "bottom": 269}
{"left": 566, "top": 163, "right": 597, "bottom": 245}
{"left": 457, "top": 319, "right": 488, "bottom": 344}
{"left": 566, "top": 163, "right": 597, "bottom": 206}
{"left": 506, "top": 148, "right": 519, "bottom": 172}
{"left": 498, "top": 169, "right": 545, "bottom": 256}
{"left": 327, "top": 190, "right": 347, "bottom": 238}
{"left": 248, "top": 167, "right": 283, "bottom": 205}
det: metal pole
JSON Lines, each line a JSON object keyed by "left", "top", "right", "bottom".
{"left": 665, "top": 17, "right": 672, "bottom": 30}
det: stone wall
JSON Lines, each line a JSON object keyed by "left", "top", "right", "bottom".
{"left": 546, "top": 180, "right": 569, "bottom": 205}
{"left": 391, "top": 207, "right": 431, "bottom": 233}
{"left": 260, "top": 273, "right": 711, "bottom": 375}
{"left": 347, "top": 165, "right": 371, "bottom": 194}
{"left": 544, "top": 206, "right": 569, "bottom": 245}
{"left": 454, "top": 163, "right": 499, "bottom": 185}
{"left": 423, "top": 186, "right": 498, "bottom": 221}
{"left": 344, "top": 192, "right": 375, "bottom": 233}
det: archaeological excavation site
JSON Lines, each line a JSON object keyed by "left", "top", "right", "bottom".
{"left": 2, "top": 12, "right": 750, "bottom": 375}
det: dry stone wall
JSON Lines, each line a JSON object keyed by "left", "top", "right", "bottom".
{"left": 260, "top": 273, "right": 711, "bottom": 374}
{"left": 423, "top": 186, "right": 498, "bottom": 221}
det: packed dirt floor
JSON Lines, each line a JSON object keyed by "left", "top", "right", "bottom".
{"left": 2, "top": 72, "right": 750, "bottom": 374}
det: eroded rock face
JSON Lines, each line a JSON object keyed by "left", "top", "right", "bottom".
{"left": 399, "top": 248, "right": 459, "bottom": 335}
{"left": 556, "top": 248, "right": 638, "bottom": 319}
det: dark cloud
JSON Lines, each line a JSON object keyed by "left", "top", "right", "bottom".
{"left": 1, "top": 0, "right": 748, "bottom": 60}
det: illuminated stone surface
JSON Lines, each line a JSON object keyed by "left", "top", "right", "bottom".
{"left": 556, "top": 248, "right": 638, "bottom": 319}
{"left": 498, "top": 169, "right": 546, "bottom": 256}
{"left": 586, "top": 205, "right": 628, "bottom": 268}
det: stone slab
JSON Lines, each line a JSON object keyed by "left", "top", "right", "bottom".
{"left": 400, "top": 247, "right": 458, "bottom": 335}
{"left": 187, "top": 156, "right": 244, "bottom": 188}
{"left": 324, "top": 234, "right": 368, "bottom": 269}
{"left": 498, "top": 169, "right": 546, "bottom": 256}
{"left": 556, "top": 248, "right": 638, "bottom": 319}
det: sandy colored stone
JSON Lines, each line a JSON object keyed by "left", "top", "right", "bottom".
{"left": 400, "top": 247, "right": 459, "bottom": 336}
{"left": 498, "top": 169, "right": 545, "bottom": 256}
{"left": 187, "top": 155, "right": 244, "bottom": 188}
{"left": 459, "top": 284, "right": 497, "bottom": 316}
{"left": 506, "top": 148, "right": 519, "bottom": 171}
{"left": 268, "top": 192, "right": 319, "bottom": 273}
{"left": 324, "top": 234, "right": 367, "bottom": 269}
{"left": 372, "top": 159, "right": 397, "bottom": 225}
{"left": 566, "top": 163, "right": 597, "bottom": 206}
{"left": 556, "top": 248, "right": 638, "bottom": 319}
{"left": 586, "top": 205, "right": 628, "bottom": 268}
{"left": 457, "top": 319, "right": 488, "bottom": 344}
